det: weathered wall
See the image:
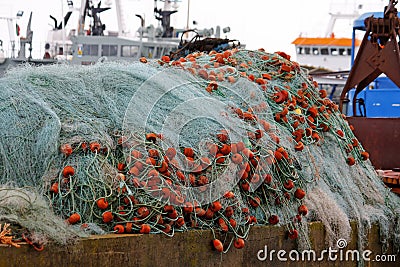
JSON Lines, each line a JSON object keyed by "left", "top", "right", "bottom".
{"left": 347, "top": 117, "right": 400, "bottom": 170}
{"left": 2, "top": 222, "right": 398, "bottom": 267}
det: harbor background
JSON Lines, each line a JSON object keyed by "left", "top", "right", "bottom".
{"left": 0, "top": 0, "right": 388, "bottom": 60}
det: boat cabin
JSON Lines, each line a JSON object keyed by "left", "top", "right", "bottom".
{"left": 292, "top": 37, "right": 360, "bottom": 71}
{"left": 69, "top": 35, "right": 178, "bottom": 65}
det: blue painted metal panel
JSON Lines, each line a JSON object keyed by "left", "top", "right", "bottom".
{"left": 374, "top": 77, "right": 398, "bottom": 89}
{"left": 346, "top": 87, "right": 400, "bottom": 117}
{"left": 364, "top": 89, "right": 400, "bottom": 117}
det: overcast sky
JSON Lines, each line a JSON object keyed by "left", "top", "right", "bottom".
{"left": 0, "top": 0, "right": 387, "bottom": 59}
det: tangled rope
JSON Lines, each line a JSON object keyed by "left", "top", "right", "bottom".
{"left": 0, "top": 48, "right": 398, "bottom": 256}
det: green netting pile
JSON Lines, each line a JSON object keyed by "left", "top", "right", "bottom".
{"left": 0, "top": 49, "right": 399, "bottom": 256}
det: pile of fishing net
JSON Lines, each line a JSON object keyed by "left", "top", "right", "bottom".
{"left": 0, "top": 49, "right": 399, "bottom": 254}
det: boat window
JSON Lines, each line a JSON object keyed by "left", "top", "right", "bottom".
{"left": 102, "top": 45, "right": 118, "bottom": 57}
{"left": 330, "top": 48, "right": 338, "bottom": 56}
{"left": 339, "top": 48, "right": 346, "bottom": 55}
{"left": 121, "top": 45, "right": 139, "bottom": 57}
{"left": 347, "top": 48, "right": 352, "bottom": 55}
{"left": 139, "top": 47, "right": 147, "bottom": 58}
{"left": 66, "top": 44, "right": 73, "bottom": 55}
{"left": 312, "top": 48, "right": 319, "bottom": 55}
{"left": 321, "top": 48, "right": 329, "bottom": 55}
{"left": 297, "top": 47, "right": 303, "bottom": 55}
{"left": 82, "top": 44, "right": 99, "bottom": 56}
{"left": 304, "top": 47, "right": 311, "bottom": 55}
{"left": 81, "top": 61, "right": 95, "bottom": 65}
{"left": 147, "top": 47, "right": 155, "bottom": 58}
{"left": 155, "top": 47, "right": 163, "bottom": 58}
{"left": 57, "top": 44, "right": 73, "bottom": 56}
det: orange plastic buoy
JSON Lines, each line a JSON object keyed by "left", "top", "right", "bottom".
{"left": 212, "top": 239, "right": 224, "bottom": 252}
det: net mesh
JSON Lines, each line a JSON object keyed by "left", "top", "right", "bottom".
{"left": 0, "top": 186, "right": 85, "bottom": 245}
{"left": 0, "top": 49, "right": 399, "bottom": 256}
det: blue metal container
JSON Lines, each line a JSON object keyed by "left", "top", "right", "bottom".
{"left": 346, "top": 77, "right": 400, "bottom": 117}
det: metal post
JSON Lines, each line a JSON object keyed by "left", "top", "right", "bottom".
{"left": 62, "top": 0, "right": 65, "bottom": 56}
{"left": 350, "top": 28, "right": 356, "bottom": 67}
{"left": 186, "top": 0, "right": 190, "bottom": 38}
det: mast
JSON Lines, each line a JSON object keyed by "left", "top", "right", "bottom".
{"left": 325, "top": 1, "right": 361, "bottom": 38}
{"left": 61, "top": 0, "right": 65, "bottom": 56}
{"left": 6, "top": 18, "right": 16, "bottom": 58}
{"left": 154, "top": 0, "right": 178, "bottom": 38}
{"left": 78, "top": 0, "right": 89, "bottom": 35}
{"left": 17, "top": 12, "right": 33, "bottom": 59}
{"left": 0, "top": 11, "right": 23, "bottom": 58}
{"left": 186, "top": 0, "right": 190, "bottom": 33}
{"left": 115, "top": 0, "right": 127, "bottom": 36}
{"left": 325, "top": 12, "right": 360, "bottom": 37}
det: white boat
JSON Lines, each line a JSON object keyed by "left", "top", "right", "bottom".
{"left": 292, "top": 36, "right": 360, "bottom": 72}
{"left": 292, "top": 10, "right": 362, "bottom": 72}
{"left": 290, "top": 1, "right": 386, "bottom": 102}
{"left": 44, "top": 0, "right": 240, "bottom": 65}
{"left": 0, "top": 0, "right": 240, "bottom": 76}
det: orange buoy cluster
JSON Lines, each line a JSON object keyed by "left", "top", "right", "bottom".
{"left": 158, "top": 49, "right": 369, "bottom": 165}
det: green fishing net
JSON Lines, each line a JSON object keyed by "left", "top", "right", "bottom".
{"left": 0, "top": 49, "right": 398, "bottom": 258}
